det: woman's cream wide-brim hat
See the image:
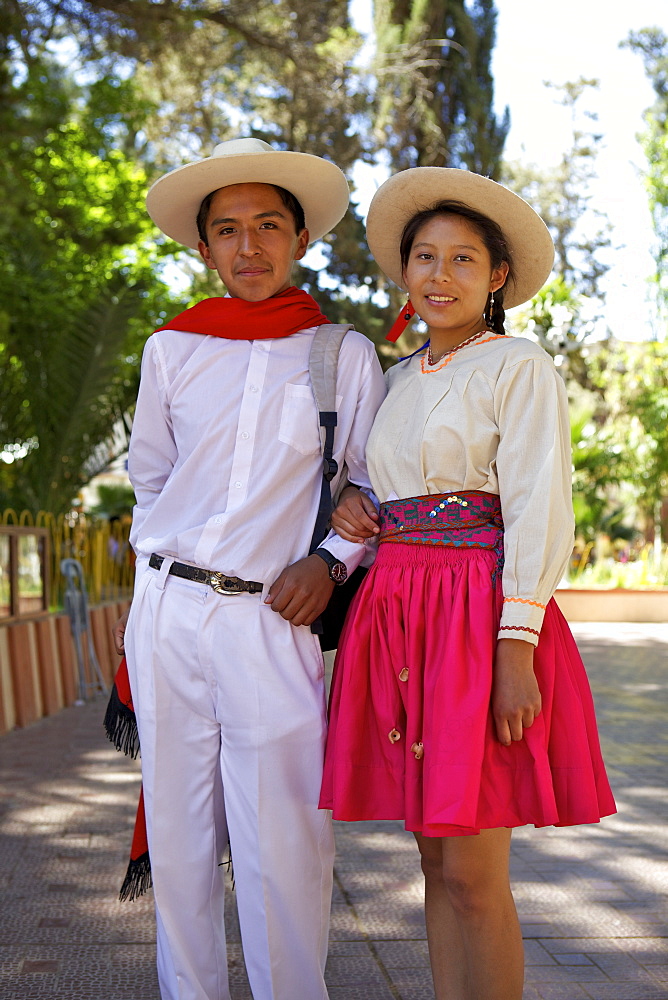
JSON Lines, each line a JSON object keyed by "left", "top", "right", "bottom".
{"left": 146, "top": 137, "right": 351, "bottom": 249}
{"left": 366, "top": 167, "right": 554, "bottom": 308}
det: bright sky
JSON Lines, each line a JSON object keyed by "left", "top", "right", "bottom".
{"left": 348, "top": 0, "right": 665, "bottom": 341}
{"left": 492, "top": 0, "right": 664, "bottom": 341}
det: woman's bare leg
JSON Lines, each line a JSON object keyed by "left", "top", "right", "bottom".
{"left": 415, "top": 828, "right": 523, "bottom": 1000}
{"left": 415, "top": 831, "right": 468, "bottom": 999}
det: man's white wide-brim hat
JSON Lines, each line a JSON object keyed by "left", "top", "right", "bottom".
{"left": 146, "top": 137, "right": 351, "bottom": 250}
{"left": 366, "top": 167, "right": 555, "bottom": 308}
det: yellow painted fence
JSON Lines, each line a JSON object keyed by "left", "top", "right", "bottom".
{"left": 0, "top": 509, "right": 133, "bottom": 734}
{"left": 1, "top": 507, "right": 134, "bottom": 614}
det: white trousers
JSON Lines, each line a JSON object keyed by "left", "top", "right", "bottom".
{"left": 125, "top": 563, "right": 334, "bottom": 1000}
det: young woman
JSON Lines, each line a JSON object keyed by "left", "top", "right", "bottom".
{"left": 319, "top": 168, "right": 616, "bottom": 1000}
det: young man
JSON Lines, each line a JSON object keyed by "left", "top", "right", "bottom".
{"left": 118, "top": 138, "right": 385, "bottom": 1000}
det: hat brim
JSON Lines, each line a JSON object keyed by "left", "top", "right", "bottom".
{"left": 146, "top": 150, "right": 351, "bottom": 250}
{"left": 366, "top": 168, "right": 554, "bottom": 309}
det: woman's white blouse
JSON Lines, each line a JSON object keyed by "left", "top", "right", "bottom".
{"left": 366, "top": 335, "right": 574, "bottom": 645}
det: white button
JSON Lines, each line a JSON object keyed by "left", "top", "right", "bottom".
{"left": 248, "top": 384, "right": 258, "bottom": 393}
{"left": 214, "top": 515, "right": 224, "bottom": 525}
{"left": 240, "top": 431, "right": 250, "bottom": 440}
{"left": 234, "top": 481, "right": 242, "bottom": 489}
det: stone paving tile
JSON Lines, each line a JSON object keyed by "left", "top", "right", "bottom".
{"left": 590, "top": 956, "right": 666, "bottom": 983}
{"left": 327, "top": 988, "right": 396, "bottom": 999}
{"left": 328, "top": 902, "right": 367, "bottom": 941}
{"left": 553, "top": 953, "right": 596, "bottom": 966}
{"left": 530, "top": 987, "right": 591, "bottom": 999}
{"left": 324, "top": 955, "right": 389, "bottom": 986}
{"left": 582, "top": 987, "right": 668, "bottom": 1000}
{"left": 0, "top": 943, "right": 161, "bottom": 1000}
{"left": 326, "top": 940, "right": 374, "bottom": 958}
{"left": 523, "top": 940, "right": 559, "bottom": 966}
{"left": 385, "top": 980, "right": 437, "bottom": 999}
{"left": 348, "top": 902, "right": 427, "bottom": 941}
{"left": 525, "top": 963, "right": 609, "bottom": 983}
{"left": 372, "top": 938, "right": 431, "bottom": 968}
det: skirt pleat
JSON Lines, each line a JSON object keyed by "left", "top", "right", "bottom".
{"left": 320, "top": 543, "right": 616, "bottom": 835}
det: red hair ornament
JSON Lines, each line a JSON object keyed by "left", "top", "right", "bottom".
{"left": 385, "top": 300, "right": 416, "bottom": 342}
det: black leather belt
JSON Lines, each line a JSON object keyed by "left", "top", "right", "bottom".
{"left": 149, "top": 554, "right": 263, "bottom": 596}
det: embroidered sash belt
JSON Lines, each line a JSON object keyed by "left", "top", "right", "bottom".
{"left": 379, "top": 491, "right": 504, "bottom": 566}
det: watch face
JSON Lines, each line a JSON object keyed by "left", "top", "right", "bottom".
{"left": 331, "top": 561, "right": 348, "bottom": 584}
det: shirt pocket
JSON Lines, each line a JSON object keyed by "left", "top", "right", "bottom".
{"left": 279, "top": 382, "right": 344, "bottom": 457}
{"left": 278, "top": 383, "right": 321, "bottom": 456}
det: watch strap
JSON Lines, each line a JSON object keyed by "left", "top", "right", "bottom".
{"left": 313, "top": 547, "right": 347, "bottom": 583}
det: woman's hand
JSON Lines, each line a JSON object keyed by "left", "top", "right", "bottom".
{"left": 331, "top": 487, "right": 380, "bottom": 543}
{"left": 492, "top": 637, "right": 541, "bottom": 746}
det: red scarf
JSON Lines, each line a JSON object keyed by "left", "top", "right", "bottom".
{"left": 104, "top": 657, "right": 151, "bottom": 901}
{"left": 155, "top": 286, "right": 328, "bottom": 339}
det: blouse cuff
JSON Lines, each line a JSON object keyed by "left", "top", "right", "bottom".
{"left": 498, "top": 597, "right": 547, "bottom": 647}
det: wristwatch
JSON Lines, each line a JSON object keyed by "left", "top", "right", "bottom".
{"left": 313, "top": 548, "right": 348, "bottom": 585}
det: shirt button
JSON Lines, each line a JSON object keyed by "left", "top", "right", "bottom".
{"left": 388, "top": 729, "right": 401, "bottom": 744}
{"left": 234, "top": 481, "right": 242, "bottom": 489}
{"left": 240, "top": 431, "right": 250, "bottom": 440}
{"left": 214, "top": 515, "right": 224, "bottom": 525}
{"left": 399, "top": 667, "right": 409, "bottom": 682}
{"left": 248, "top": 384, "right": 258, "bottom": 392}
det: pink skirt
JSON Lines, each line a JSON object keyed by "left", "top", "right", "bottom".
{"left": 320, "top": 535, "right": 616, "bottom": 836}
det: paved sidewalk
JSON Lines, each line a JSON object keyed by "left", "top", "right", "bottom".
{"left": 1, "top": 623, "right": 667, "bottom": 999}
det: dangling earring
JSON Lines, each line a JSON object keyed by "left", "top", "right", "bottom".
{"left": 386, "top": 299, "right": 416, "bottom": 343}
{"left": 488, "top": 291, "right": 495, "bottom": 324}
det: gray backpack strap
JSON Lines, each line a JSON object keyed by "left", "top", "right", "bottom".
{"left": 308, "top": 323, "right": 353, "bottom": 553}
{"left": 309, "top": 323, "right": 353, "bottom": 452}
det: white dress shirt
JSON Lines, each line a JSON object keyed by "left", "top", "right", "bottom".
{"left": 128, "top": 326, "right": 386, "bottom": 585}
{"left": 366, "top": 335, "right": 574, "bottom": 644}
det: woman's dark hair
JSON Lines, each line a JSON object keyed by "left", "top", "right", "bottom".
{"left": 196, "top": 184, "right": 306, "bottom": 245}
{"left": 399, "top": 200, "right": 515, "bottom": 335}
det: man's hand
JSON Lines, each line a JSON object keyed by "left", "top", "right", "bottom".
{"left": 331, "top": 487, "right": 380, "bottom": 544}
{"left": 265, "top": 555, "right": 336, "bottom": 626}
{"left": 113, "top": 607, "right": 130, "bottom": 656}
{"left": 492, "top": 637, "right": 541, "bottom": 746}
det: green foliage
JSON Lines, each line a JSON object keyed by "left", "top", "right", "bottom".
{"left": 89, "top": 483, "right": 136, "bottom": 519}
{"left": 502, "top": 79, "right": 612, "bottom": 380}
{"left": 363, "top": 0, "right": 510, "bottom": 360}
{"left": 373, "top": 0, "right": 509, "bottom": 174}
{"left": 568, "top": 544, "right": 668, "bottom": 589}
{"left": 513, "top": 277, "right": 594, "bottom": 387}
{"left": 3, "top": 0, "right": 374, "bottom": 307}
{"left": 504, "top": 79, "right": 611, "bottom": 299}
{"left": 0, "top": 55, "right": 185, "bottom": 515}
{"left": 568, "top": 390, "right": 625, "bottom": 541}
{"left": 624, "top": 28, "right": 668, "bottom": 317}
{"left": 569, "top": 339, "right": 668, "bottom": 542}
{"left": 1, "top": 266, "right": 150, "bottom": 516}
{"left": 589, "top": 341, "right": 668, "bottom": 511}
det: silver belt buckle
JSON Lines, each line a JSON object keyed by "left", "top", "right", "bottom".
{"left": 209, "top": 572, "right": 244, "bottom": 595}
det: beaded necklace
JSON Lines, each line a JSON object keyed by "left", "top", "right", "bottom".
{"left": 421, "top": 328, "right": 505, "bottom": 374}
